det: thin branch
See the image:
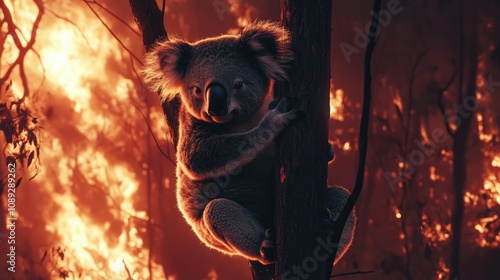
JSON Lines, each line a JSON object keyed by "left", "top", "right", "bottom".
{"left": 46, "top": 8, "right": 93, "bottom": 49}
{"left": 30, "top": 48, "right": 47, "bottom": 93}
{"left": 161, "top": 0, "right": 166, "bottom": 24}
{"left": 399, "top": 48, "right": 428, "bottom": 279}
{"left": 405, "top": 48, "right": 428, "bottom": 137}
{"left": 122, "top": 259, "right": 134, "bottom": 280}
{"left": 127, "top": 51, "right": 174, "bottom": 161}
{"left": 146, "top": 103, "right": 154, "bottom": 280}
{"left": 329, "top": 0, "right": 382, "bottom": 275}
{"left": 436, "top": 59, "right": 458, "bottom": 136}
{"left": 131, "top": 103, "right": 175, "bottom": 165}
{"left": 331, "top": 270, "right": 375, "bottom": 278}
{"left": 84, "top": 1, "right": 142, "bottom": 64}
{"left": 0, "top": 0, "right": 44, "bottom": 100}
{"left": 84, "top": 0, "right": 141, "bottom": 37}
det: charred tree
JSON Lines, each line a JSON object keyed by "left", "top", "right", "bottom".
{"left": 273, "top": 0, "right": 332, "bottom": 279}
{"left": 449, "top": 0, "right": 478, "bottom": 278}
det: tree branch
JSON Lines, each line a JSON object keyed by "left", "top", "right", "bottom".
{"left": 436, "top": 59, "right": 458, "bottom": 136}
{"left": 0, "top": 0, "right": 44, "bottom": 100}
{"left": 84, "top": 0, "right": 142, "bottom": 64}
{"left": 328, "top": 0, "right": 381, "bottom": 276}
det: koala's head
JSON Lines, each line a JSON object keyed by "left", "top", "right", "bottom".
{"left": 142, "top": 21, "right": 292, "bottom": 123}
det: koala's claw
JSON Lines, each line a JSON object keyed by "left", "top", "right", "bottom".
{"left": 260, "top": 229, "right": 276, "bottom": 263}
{"left": 268, "top": 98, "right": 281, "bottom": 110}
{"left": 275, "top": 98, "right": 290, "bottom": 113}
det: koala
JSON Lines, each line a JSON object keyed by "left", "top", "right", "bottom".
{"left": 142, "top": 21, "right": 355, "bottom": 265}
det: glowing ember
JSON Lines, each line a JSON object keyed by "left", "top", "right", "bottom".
{"left": 473, "top": 215, "right": 500, "bottom": 247}
{"left": 492, "top": 155, "right": 500, "bottom": 167}
{"left": 477, "top": 113, "right": 493, "bottom": 142}
{"left": 330, "top": 87, "right": 345, "bottom": 121}
{"left": 464, "top": 191, "right": 479, "bottom": 206}
{"left": 483, "top": 175, "right": 500, "bottom": 204}
{"left": 420, "top": 123, "right": 430, "bottom": 144}
{"left": 393, "top": 93, "right": 403, "bottom": 115}
{"left": 342, "top": 141, "right": 351, "bottom": 151}
{"left": 429, "top": 166, "right": 445, "bottom": 182}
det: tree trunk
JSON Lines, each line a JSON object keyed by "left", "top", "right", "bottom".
{"left": 129, "top": 0, "right": 180, "bottom": 149}
{"left": 273, "top": 1, "right": 332, "bottom": 279}
{"left": 450, "top": 0, "right": 478, "bottom": 278}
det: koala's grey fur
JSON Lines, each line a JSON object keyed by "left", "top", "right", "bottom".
{"left": 143, "top": 21, "right": 355, "bottom": 264}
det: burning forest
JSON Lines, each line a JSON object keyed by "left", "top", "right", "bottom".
{"left": 0, "top": 0, "right": 499, "bottom": 279}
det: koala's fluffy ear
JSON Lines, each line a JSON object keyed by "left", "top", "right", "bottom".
{"left": 239, "top": 21, "right": 293, "bottom": 80}
{"left": 142, "top": 38, "right": 192, "bottom": 101}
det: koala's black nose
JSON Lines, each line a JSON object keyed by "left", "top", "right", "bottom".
{"left": 206, "top": 83, "right": 228, "bottom": 116}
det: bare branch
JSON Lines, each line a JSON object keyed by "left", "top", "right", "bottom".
{"left": 122, "top": 259, "right": 134, "bottom": 280}
{"left": 84, "top": 0, "right": 142, "bottom": 64}
{"left": 84, "top": 0, "right": 141, "bottom": 38}
{"left": 131, "top": 103, "right": 175, "bottom": 165}
{"left": 329, "top": 0, "right": 382, "bottom": 276}
{"left": 30, "top": 48, "right": 47, "bottom": 93}
{"left": 46, "top": 8, "right": 93, "bottom": 49}
{"left": 331, "top": 270, "right": 375, "bottom": 278}
{"left": 0, "top": 0, "right": 44, "bottom": 100}
{"left": 436, "top": 59, "right": 457, "bottom": 136}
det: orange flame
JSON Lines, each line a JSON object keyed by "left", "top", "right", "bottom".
{"left": 4, "top": 0, "right": 165, "bottom": 278}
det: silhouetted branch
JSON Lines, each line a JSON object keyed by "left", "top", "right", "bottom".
{"left": 122, "top": 259, "right": 134, "bottom": 280}
{"left": 47, "top": 8, "right": 93, "bottom": 48}
{"left": 0, "top": 0, "right": 44, "bottom": 100}
{"left": 85, "top": 0, "right": 141, "bottom": 37}
{"left": 84, "top": 0, "right": 142, "bottom": 64}
{"left": 329, "top": 0, "right": 382, "bottom": 276}
{"left": 331, "top": 270, "right": 375, "bottom": 278}
{"left": 436, "top": 59, "right": 458, "bottom": 136}
{"left": 131, "top": 103, "right": 175, "bottom": 165}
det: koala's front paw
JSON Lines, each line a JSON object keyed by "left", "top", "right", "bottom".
{"left": 259, "top": 229, "right": 276, "bottom": 264}
{"left": 266, "top": 98, "right": 302, "bottom": 130}
{"left": 268, "top": 97, "right": 281, "bottom": 110}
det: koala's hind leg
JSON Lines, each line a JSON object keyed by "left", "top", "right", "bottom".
{"left": 202, "top": 198, "right": 273, "bottom": 264}
{"left": 325, "top": 186, "right": 356, "bottom": 263}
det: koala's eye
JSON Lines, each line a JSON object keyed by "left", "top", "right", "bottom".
{"left": 193, "top": 87, "right": 202, "bottom": 95}
{"left": 234, "top": 81, "right": 243, "bottom": 91}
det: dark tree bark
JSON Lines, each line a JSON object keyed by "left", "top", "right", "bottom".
{"left": 450, "top": 0, "right": 478, "bottom": 278}
{"left": 129, "top": 0, "right": 180, "bottom": 149}
{"left": 273, "top": 1, "right": 332, "bottom": 279}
